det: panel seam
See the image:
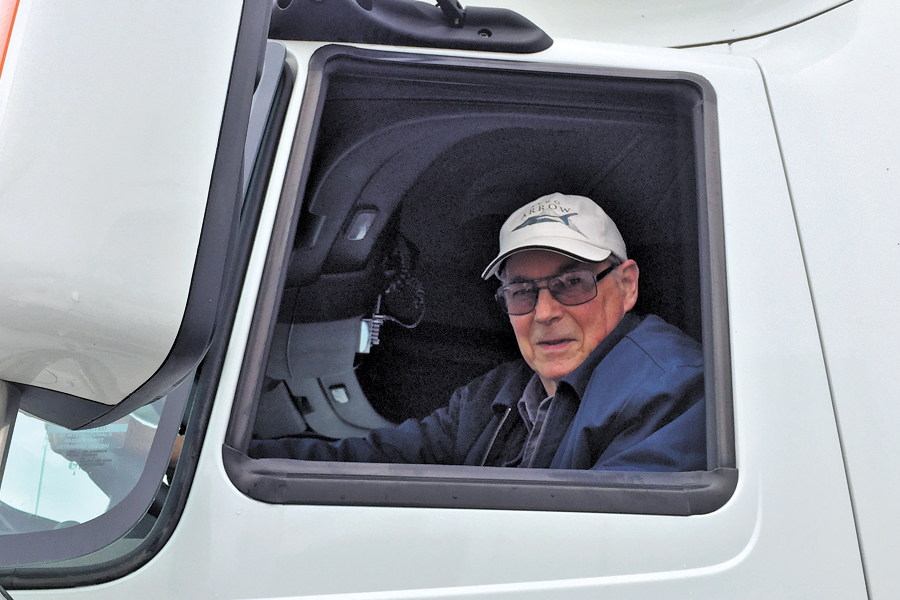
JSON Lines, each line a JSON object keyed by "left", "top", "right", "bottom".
{"left": 750, "top": 55, "right": 871, "bottom": 599}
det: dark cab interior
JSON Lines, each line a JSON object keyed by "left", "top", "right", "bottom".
{"left": 250, "top": 46, "right": 711, "bottom": 448}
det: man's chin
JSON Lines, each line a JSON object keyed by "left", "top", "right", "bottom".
{"left": 533, "top": 360, "right": 579, "bottom": 385}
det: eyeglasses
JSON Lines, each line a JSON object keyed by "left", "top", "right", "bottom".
{"left": 495, "top": 265, "right": 617, "bottom": 315}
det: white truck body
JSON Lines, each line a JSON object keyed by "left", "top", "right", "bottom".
{"left": 0, "top": 1, "right": 897, "bottom": 598}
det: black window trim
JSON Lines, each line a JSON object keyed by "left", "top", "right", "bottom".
{"left": 224, "top": 44, "right": 736, "bottom": 516}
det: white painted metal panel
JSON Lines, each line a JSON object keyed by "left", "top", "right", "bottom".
{"left": 0, "top": 0, "right": 243, "bottom": 404}
{"left": 21, "top": 40, "right": 865, "bottom": 599}
{"left": 472, "top": 0, "right": 849, "bottom": 47}
{"left": 732, "top": 0, "right": 900, "bottom": 597}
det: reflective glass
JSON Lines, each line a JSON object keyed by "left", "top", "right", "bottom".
{"left": 0, "top": 397, "right": 168, "bottom": 535}
{"left": 495, "top": 266, "right": 615, "bottom": 315}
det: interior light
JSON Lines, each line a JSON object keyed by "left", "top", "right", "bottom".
{"left": 345, "top": 208, "right": 378, "bottom": 241}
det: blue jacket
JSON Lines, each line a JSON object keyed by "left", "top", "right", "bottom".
{"left": 250, "top": 313, "right": 706, "bottom": 472}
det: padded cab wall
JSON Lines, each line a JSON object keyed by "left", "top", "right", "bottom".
{"left": 261, "top": 46, "right": 705, "bottom": 433}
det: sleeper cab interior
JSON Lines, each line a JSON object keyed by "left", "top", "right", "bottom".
{"left": 246, "top": 46, "right": 728, "bottom": 475}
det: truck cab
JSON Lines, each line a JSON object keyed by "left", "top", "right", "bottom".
{"left": 0, "top": 1, "right": 897, "bottom": 598}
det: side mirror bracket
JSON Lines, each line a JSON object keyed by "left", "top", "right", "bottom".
{"left": 436, "top": 0, "right": 466, "bottom": 28}
{"left": 269, "top": 0, "right": 552, "bottom": 54}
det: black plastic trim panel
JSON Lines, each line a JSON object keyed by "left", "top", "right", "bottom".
{"left": 226, "top": 446, "right": 738, "bottom": 515}
{"left": 270, "top": 0, "right": 552, "bottom": 54}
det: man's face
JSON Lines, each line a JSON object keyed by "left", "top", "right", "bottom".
{"left": 502, "top": 250, "right": 639, "bottom": 396}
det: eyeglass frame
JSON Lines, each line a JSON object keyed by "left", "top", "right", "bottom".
{"left": 494, "top": 262, "right": 619, "bottom": 316}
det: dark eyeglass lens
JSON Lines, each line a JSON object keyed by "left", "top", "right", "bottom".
{"left": 502, "top": 284, "right": 537, "bottom": 315}
{"left": 498, "top": 270, "right": 599, "bottom": 315}
{"left": 549, "top": 272, "right": 594, "bottom": 303}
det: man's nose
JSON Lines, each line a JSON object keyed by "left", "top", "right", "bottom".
{"left": 533, "top": 287, "right": 563, "bottom": 323}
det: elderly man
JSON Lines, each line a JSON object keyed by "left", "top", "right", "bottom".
{"left": 250, "top": 193, "right": 705, "bottom": 471}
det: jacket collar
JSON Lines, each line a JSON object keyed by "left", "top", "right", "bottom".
{"left": 557, "top": 312, "right": 642, "bottom": 399}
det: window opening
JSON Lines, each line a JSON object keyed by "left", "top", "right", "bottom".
{"left": 226, "top": 46, "right": 735, "bottom": 514}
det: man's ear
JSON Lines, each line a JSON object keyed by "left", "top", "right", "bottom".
{"left": 617, "top": 259, "right": 639, "bottom": 312}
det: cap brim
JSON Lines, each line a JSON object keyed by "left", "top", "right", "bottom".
{"left": 481, "top": 240, "right": 613, "bottom": 280}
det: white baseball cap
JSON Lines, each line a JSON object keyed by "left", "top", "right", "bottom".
{"left": 481, "top": 193, "right": 627, "bottom": 280}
